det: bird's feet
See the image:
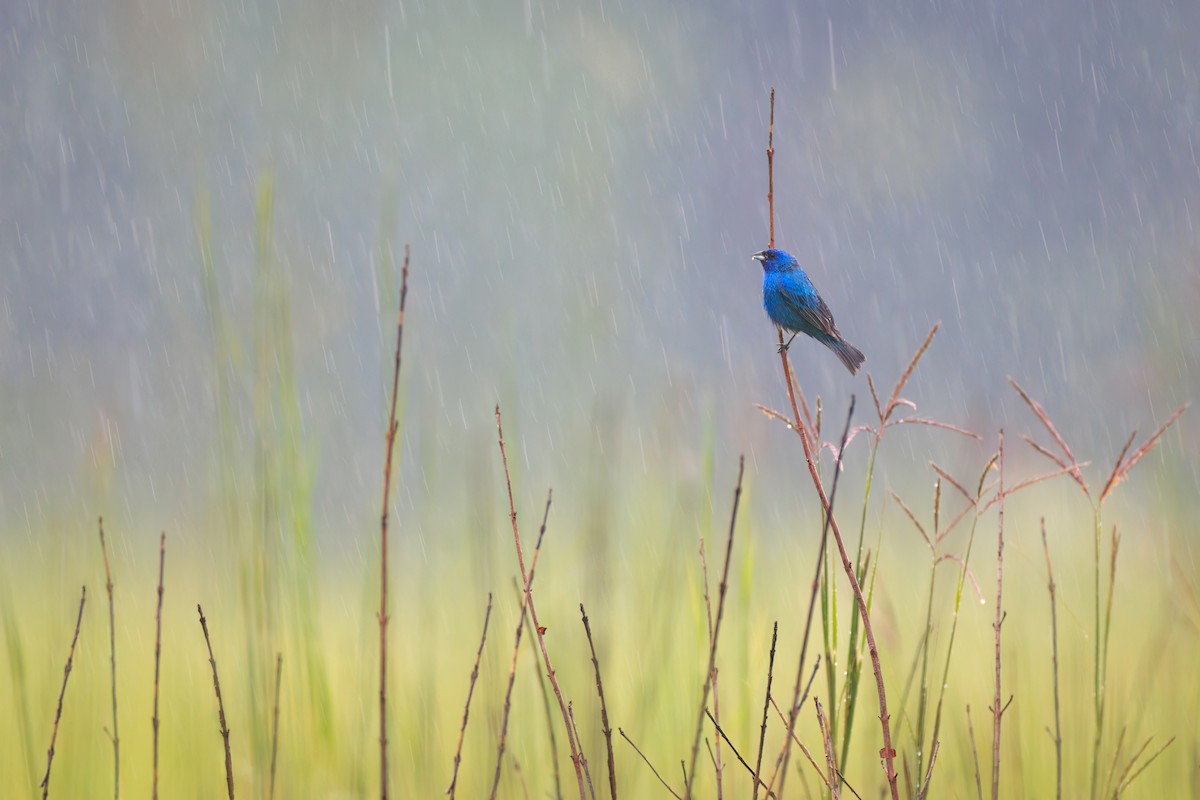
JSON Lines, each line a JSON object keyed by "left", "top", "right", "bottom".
{"left": 777, "top": 332, "right": 798, "bottom": 354}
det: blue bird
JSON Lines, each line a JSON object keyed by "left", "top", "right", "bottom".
{"left": 752, "top": 248, "right": 865, "bottom": 375}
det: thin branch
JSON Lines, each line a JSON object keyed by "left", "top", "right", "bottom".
{"left": 198, "top": 605, "right": 234, "bottom": 800}
{"left": 98, "top": 518, "right": 120, "bottom": 799}
{"left": 882, "top": 324, "right": 939, "bottom": 424}
{"left": 685, "top": 457, "right": 745, "bottom": 796}
{"left": 269, "top": 653, "right": 282, "bottom": 800}
{"left": 378, "top": 243, "right": 410, "bottom": 800}
{"left": 619, "top": 729, "right": 682, "bottom": 800}
{"left": 39, "top": 586, "right": 86, "bottom": 800}
{"left": 966, "top": 705, "right": 983, "bottom": 800}
{"left": 448, "top": 593, "right": 493, "bottom": 799}
{"left": 751, "top": 622, "right": 778, "bottom": 800}
{"left": 775, "top": 400, "right": 855, "bottom": 798}
{"left": 490, "top": 497, "right": 555, "bottom": 799}
{"left": 581, "top": 604, "right": 618, "bottom": 800}
{"left": 915, "top": 740, "right": 941, "bottom": 800}
{"left": 704, "top": 711, "right": 778, "bottom": 799}
{"left": 497, "top": 406, "right": 586, "bottom": 800}
{"left": 766, "top": 696, "right": 829, "bottom": 793}
{"left": 814, "top": 698, "right": 841, "bottom": 800}
{"left": 152, "top": 534, "right": 165, "bottom": 800}
{"left": 699, "top": 541, "right": 724, "bottom": 800}
{"left": 990, "top": 431, "right": 1005, "bottom": 800}
{"left": 1116, "top": 737, "right": 1175, "bottom": 796}
{"left": 567, "top": 702, "right": 596, "bottom": 800}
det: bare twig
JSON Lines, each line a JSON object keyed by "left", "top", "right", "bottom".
{"left": 198, "top": 605, "right": 234, "bottom": 800}
{"left": 98, "top": 518, "right": 120, "bottom": 799}
{"left": 751, "top": 622, "right": 778, "bottom": 800}
{"left": 491, "top": 500, "right": 555, "bottom": 799}
{"left": 699, "top": 541, "right": 724, "bottom": 799}
{"left": 269, "top": 653, "right": 282, "bottom": 800}
{"left": 619, "top": 729, "right": 682, "bottom": 800}
{"left": 39, "top": 586, "right": 86, "bottom": 800}
{"left": 496, "top": 406, "right": 586, "bottom": 800}
{"left": 685, "top": 457, "right": 745, "bottom": 796}
{"left": 991, "top": 431, "right": 1006, "bottom": 800}
{"left": 378, "top": 243, "right": 410, "bottom": 800}
{"left": 152, "top": 534, "right": 165, "bottom": 800}
{"left": 581, "top": 604, "right": 618, "bottom": 800}
{"left": 1040, "top": 520, "right": 1062, "bottom": 800}
{"left": 447, "top": 593, "right": 493, "bottom": 799}
{"left": 1008, "top": 378, "right": 1089, "bottom": 496}
{"left": 814, "top": 698, "right": 841, "bottom": 800}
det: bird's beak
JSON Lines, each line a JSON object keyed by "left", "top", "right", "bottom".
{"left": 751, "top": 251, "right": 766, "bottom": 262}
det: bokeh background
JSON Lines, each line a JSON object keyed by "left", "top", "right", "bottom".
{"left": 2, "top": 1, "right": 1197, "bottom": 797}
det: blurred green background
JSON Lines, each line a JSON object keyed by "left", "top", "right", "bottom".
{"left": 1, "top": 0, "right": 1197, "bottom": 797}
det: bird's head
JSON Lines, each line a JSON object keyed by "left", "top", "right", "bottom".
{"left": 751, "top": 248, "right": 796, "bottom": 273}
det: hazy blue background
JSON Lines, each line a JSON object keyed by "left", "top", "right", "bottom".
{"left": 2, "top": 0, "right": 1196, "bottom": 551}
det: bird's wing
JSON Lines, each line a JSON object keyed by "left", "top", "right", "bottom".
{"left": 777, "top": 284, "right": 840, "bottom": 337}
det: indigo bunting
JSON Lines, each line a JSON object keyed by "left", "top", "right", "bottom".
{"left": 752, "top": 248, "right": 865, "bottom": 375}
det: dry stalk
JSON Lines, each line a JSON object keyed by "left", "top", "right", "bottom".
{"left": 699, "top": 541, "right": 724, "bottom": 799}
{"left": 814, "top": 698, "right": 841, "bottom": 800}
{"left": 619, "top": 728, "right": 682, "bottom": 800}
{"left": 1040, "top": 519, "right": 1062, "bottom": 800}
{"left": 751, "top": 622, "right": 778, "bottom": 800}
{"left": 990, "top": 431, "right": 1007, "bottom": 800}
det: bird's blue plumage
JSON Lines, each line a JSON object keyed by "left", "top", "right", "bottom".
{"left": 753, "top": 248, "right": 865, "bottom": 374}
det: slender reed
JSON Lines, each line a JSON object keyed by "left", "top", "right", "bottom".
{"left": 448, "top": 593, "right": 493, "bottom": 799}
{"left": 915, "top": 741, "right": 940, "bottom": 800}
{"left": 814, "top": 698, "right": 841, "bottom": 800}
{"left": 377, "top": 244, "right": 410, "bottom": 800}
{"left": 98, "top": 518, "right": 119, "bottom": 799}
{"left": 990, "top": 431, "right": 1006, "bottom": 800}
{"left": 198, "top": 604, "right": 235, "bottom": 800}
{"left": 581, "top": 604, "right": 618, "bottom": 800}
{"left": 619, "top": 729, "right": 682, "bottom": 800}
{"left": 1040, "top": 519, "right": 1062, "bottom": 800}
{"left": 751, "top": 622, "right": 778, "bottom": 800}
{"left": 152, "top": 533, "right": 165, "bottom": 800}
{"left": 269, "top": 653, "right": 282, "bottom": 800}
{"left": 490, "top": 497, "right": 554, "bottom": 799}
{"left": 698, "top": 541, "right": 724, "bottom": 800}
{"left": 496, "top": 406, "right": 587, "bottom": 800}
{"left": 39, "top": 585, "right": 86, "bottom": 800}
{"left": 685, "top": 456, "right": 745, "bottom": 796}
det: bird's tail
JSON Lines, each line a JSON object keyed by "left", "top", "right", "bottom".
{"left": 825, "top": 337, "right": 865, "bottom": 375}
